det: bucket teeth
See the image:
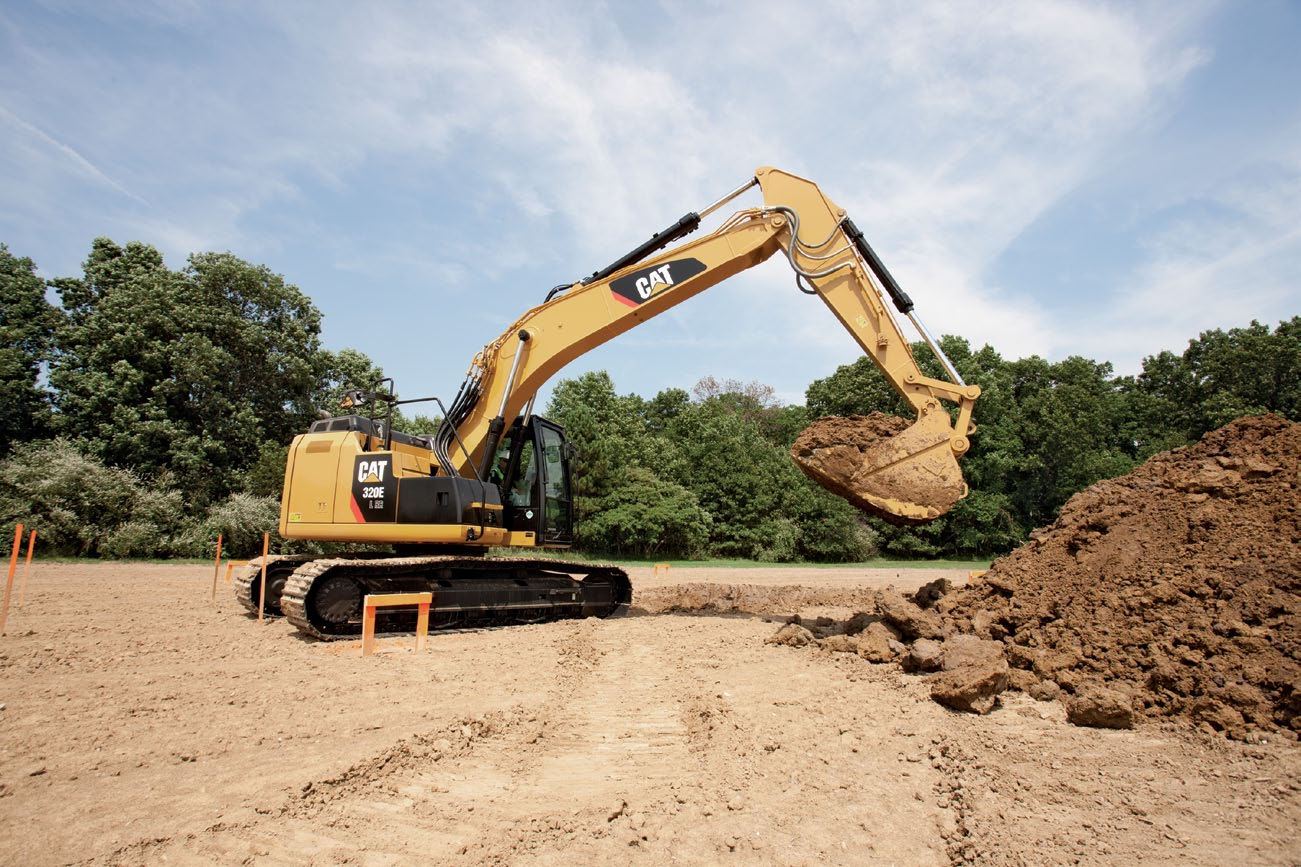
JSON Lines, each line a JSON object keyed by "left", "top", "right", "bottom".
{"left": 791, "top": 412, "right": 967, "bottom": 525}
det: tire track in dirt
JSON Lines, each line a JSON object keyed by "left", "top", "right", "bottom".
{"left": 437, "top": 617, "right": 700, "bottom": 863}
{"left": 519, "top": 621, "right": 691, "bottom": 801}
{"left": 78, "top": 618, "right": 699, "bottom": 865}
{"left": 76, "top": 713, "right": 512, "bottom": 866}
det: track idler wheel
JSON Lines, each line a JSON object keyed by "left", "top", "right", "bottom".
{"left": 306, "top": 573, "right": 365, "bottom": 635}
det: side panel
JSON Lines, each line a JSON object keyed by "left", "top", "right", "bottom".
{"left": 282, "top": 521, "right": 507, "bottom": 546}
{"left": 283, "top": 432, "right": 353, "bottom": 525}
{"left": 280, "top": 428, "right": 509, "bottom": 546}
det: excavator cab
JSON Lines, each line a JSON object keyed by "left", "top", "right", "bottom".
{"left": 496, "top": 417, "right": 575, "bottom": 545}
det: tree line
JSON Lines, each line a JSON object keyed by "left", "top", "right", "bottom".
{"left": 2, "top": 239, "right": 1297, "bottom": 559}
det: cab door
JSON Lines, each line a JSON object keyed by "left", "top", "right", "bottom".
{"left": 500, "top": 417, "right": 573, "bottom": 545}
{"left": 535, "top": 419, "right": 574, "bottom": 545}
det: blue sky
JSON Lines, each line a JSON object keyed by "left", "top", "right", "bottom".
{"left": 2, "top": 0, "right": 1298, "bottom": 408}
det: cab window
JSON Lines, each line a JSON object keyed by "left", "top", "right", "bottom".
{"left": 539, "top": 425, "right": 571, "bottom": 537}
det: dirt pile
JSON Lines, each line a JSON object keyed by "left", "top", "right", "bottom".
{"left": 940, "top": 414, "right": 1300, "bottom": 740}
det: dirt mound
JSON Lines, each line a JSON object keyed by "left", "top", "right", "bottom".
{"left": 940, "top": 414, "right": 1301, "bottom": 740}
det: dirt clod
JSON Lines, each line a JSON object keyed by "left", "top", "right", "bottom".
{"left": 913, "top": 576, "right": 951, "bottom": 609}
{"left": 855, "top": 622, "right": 899, "bottom": 663}
{"left": 940, "top": 634, "right": 1006, "bottom": 671}
{"left": 1066, "top": 683, "right": 1136, "bottom": 730}
{"left": 816, "top": 634, "right": 857, "bottom": 654}
{"left": 875, "top": 589, "right": 945, "bottom": 641}
{"left": 764, "top": 622, "right": 815, "bottom": 647}
{"left": 1027, "top": 679, "right": 1061, "bottom": 703}
{"left": 904, "top": 638, "right": 944, "bottom": 673}
{"left": 928, "top": 658, "right": 1009, "bottom": 715}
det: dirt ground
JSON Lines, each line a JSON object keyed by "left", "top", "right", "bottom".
{"left": 1, "top": 562, "right": 1298, "bottom": 866}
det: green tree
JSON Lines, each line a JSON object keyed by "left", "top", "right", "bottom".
{"left": 691, "top": 376, "right": 803, "bottom": 446}
{"left": 1130, "top": 317, "right": 1301, "bottom": 448}
{"left": 805, "top": 354, "right": 910, "bottom": 419}
{"left": 48, "top": 240, "right": 332, "bottom": 503}
{"left": 546, "top": 372, "right": 673, "bottom": 550}
{"left": 0, "top": 438, "right": 189, "bottom": 557}
{"left": 546, "top": 372, "right": 869, "bottom": 562}
{"left": 666, "top": 387, "right": 872, "bottom": 561}
{"left": 579, "top": 467, "right": 712, "bottom": 558}
{"left": 0, "top": 244, "right": 62, "bottom": 454}
{"left": 803, "top": 337, "right": 1143, "bottom": 556}
{"left": 979, "top": 354, "right": 1136, "bottom": 530}
{"left": 664, "top": 396, "right": 788, "bottom": 557}
{"left": 316, "top": 347, "right": 387, "bottom": 413}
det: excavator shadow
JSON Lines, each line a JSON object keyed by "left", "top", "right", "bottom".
{"left": 270, "top": 604, "right": 887, "bottom": 645}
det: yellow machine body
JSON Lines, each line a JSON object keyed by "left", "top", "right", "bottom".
{"left": 242, "top": 166, "right": 982, "bottom": 640}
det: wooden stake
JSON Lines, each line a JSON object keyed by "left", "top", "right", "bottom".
{"left": 361, "top": 604, "right": 377, "bottom": 656}
{"left": 18, "top": 530, "right": 36, "bottom": 606}
{"left": 211, "top": 534, "right": 224, "bottom": 602}
{"left": 257, "top": 532, "right": 270, "bottom": 623}
{"left": 1, "top": 523, "right": 23, "bottom": 635}
{"left": 361, "top": 592, "right": 433, "bottom": 656}
{"left": 416, "top": 598, "right": 431, "bottom": 653}
{"left": 224, "top": 562, "right": 235, "bottom": 584}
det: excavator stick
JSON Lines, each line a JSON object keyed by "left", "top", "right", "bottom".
{"left": 791, "top": 409, "right": 969, "bottom": 525}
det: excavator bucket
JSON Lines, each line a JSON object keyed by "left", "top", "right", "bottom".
{"left": 791, "top": 410, "right": 968, "bottom": 525}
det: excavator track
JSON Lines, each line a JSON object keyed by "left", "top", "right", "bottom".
{"left": 234, "top": 554, "right": 320, "bottom": 616}
{"left": 276, "top": 555, "right": 633, "bottom": 640}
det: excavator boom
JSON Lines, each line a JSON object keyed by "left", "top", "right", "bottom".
{"left": 258, "top": 166, "right": 981, "bottom": 640}
{"left": 439, "top": 166, "right": 980, "bottom": 522}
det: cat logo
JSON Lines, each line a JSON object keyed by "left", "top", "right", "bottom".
{"left": 610, "top": 257, "right": 707, "bottom": 307}
{"left": 635, "top": 264, "right": 675, "bottom": 299}
{"left": 351, "top": 456, "right": 396, "bottom": 522}
{"left": 357, "top": 459, "right": 388, "bottom": 483}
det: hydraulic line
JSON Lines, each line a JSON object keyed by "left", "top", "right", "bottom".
{"left": 772, "top": 206, "right": 967, "bottom": 387}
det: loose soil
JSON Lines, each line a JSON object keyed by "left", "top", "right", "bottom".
{"left": 791, "top": 414, "right": 911, "bottom": 520}
{"left": 941, "top": 414, "right": 1301, "bottom": 739}
{"left": 792, "top": 413, "right": 966, "bottom": 524}
{"left": 1, "top": 561, "right": 1297, "bottom": 865}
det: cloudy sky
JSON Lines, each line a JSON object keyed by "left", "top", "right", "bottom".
{"left": 2, "top": 0, "right": 1298, "bottom": 407}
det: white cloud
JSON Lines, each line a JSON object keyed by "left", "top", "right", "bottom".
{"left": 0, "top": 104, "right": 148, "bottom": 206}
{"left": 1084, "top": 149, "right": 1301, "bottom": 368}
{"left": 9, "top": 0, "right": 1293, "bottom": 404}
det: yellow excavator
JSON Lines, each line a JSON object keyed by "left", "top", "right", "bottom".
{"left": 236, "top": 166, "right": 981, "bottom": 639}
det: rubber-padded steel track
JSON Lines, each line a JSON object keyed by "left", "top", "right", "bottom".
{"left": 276, "top": 555, "right": 633, "bottom": 640}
